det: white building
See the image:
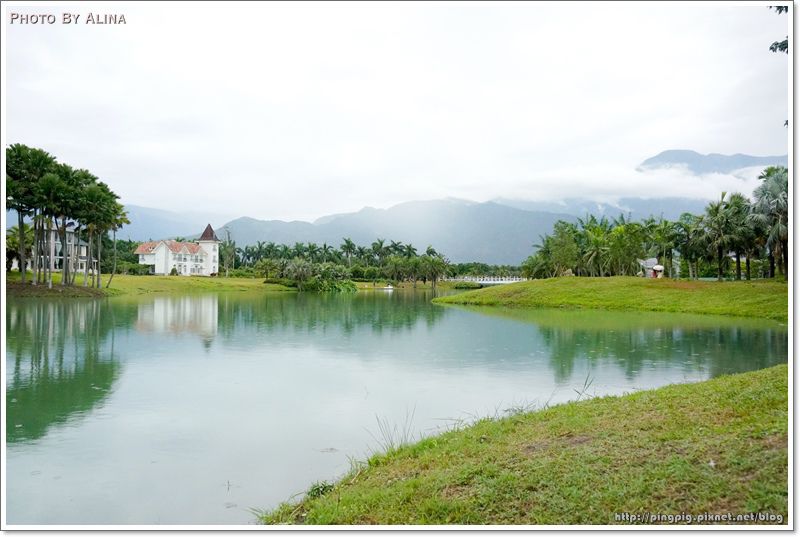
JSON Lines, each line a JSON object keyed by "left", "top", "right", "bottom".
{"left": 135, "top": 224, "right": 220, "bottom": 276}
{"left": 9, "top": 228, "right": 91, "bottom": 274}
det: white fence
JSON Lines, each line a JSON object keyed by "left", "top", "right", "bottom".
{"left": 443, "top": 276, "right": 527, "bottom": 285}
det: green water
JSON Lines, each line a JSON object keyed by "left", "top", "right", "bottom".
{"left": 5, "top": 291, "right": 787, "bottom": 525}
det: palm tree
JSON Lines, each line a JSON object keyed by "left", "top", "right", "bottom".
{"left": 340, "top": 238, "right": 356, "bottom": 266}
{"left": 750, "top": 166, "right": 788, "bottom": 277}
{"left": 277, "top": 244, "right": 292, "bottom": 260}
{"left": 582, "top": 227, "right": 609, "bottom": 277}
{"left": 306, "top": 242, "right": 321, "bottom": 262}
{"left": 6, "top": 144, "right": 57, "bottom": 285}
{"left": 650, "top": 218, "right": 677, "bottom": 277}
{"left": 703, "top": 193, "right": 737, "bottom": 281}
{"left": 402, "top": 243, "right": 418, "bottom": 258}
{"left": 106, "top": 204, "right": 130, "bottom": 288}
{"left": 356, "top": 246, "right": 370, "bottom": 265}
{"left": 371, "top": 238, "right": 386, "bottom": 265}
{"left": 724, "top": 193, "right": 753, "bottom": 280}
{"left": 675, "top": 213, "right": 703, "bottom": 280}
{"left": 320, "top": 243, "right": 334, "bottom": 262}
{"left": 292, "top": 242, "right": 306, "bottom": 259}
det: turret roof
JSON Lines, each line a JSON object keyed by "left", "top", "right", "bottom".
{"left": 199, "top": 224, "right": 219, "bottom": 242}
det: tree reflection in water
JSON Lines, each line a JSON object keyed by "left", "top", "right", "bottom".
{"left": 6, "top": 300, "right": 121, "bottom": 444}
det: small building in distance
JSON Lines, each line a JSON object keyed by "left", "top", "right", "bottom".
{"left": 135, "top": 224, "right": 220, "bottom": 276}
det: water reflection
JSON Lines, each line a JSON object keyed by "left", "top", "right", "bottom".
{"left": 136, "top": 296, "right": 219, "bottom": 349}
{"left": 216, "top": 290, "right": 445, "bottom": 339}
{"left": 463, "top": 307, "right": 788, "bottom": 383}
{"left": 4, "top": 293, "right": 788, "bottom": 524}
{"left": 6, "top": 301, "right": 120, "bottom": 443}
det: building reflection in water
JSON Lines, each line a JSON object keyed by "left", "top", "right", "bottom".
{"left": 135, "top": 295, "right": 218, "bottom": 348}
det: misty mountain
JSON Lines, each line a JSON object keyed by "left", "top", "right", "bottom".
{"left": 221, "top": 200, "right": 572, "bottom": 265}
{"left": 637, "top": 150, "right": 787, "bottom": 174}
{"left": 119, "top": 205, "right": 233, "bottom": 242}
{"left": 492, "top": 197, "right": 710, "bottom": 222}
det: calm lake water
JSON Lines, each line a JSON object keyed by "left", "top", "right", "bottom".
{"left": 5, "top": 290, "right": 788, "bottom": 525}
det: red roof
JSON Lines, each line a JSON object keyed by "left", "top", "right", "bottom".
{"left": 134, "top": 241, "right": 159, "bottom": 254}
{"left": 135, "top": 240, "right": 207, "bottom": 255}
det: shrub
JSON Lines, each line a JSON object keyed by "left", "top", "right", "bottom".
{"left": 302, "top": 277, "right": 357, "bottom": 293}
{"left": 229, "top": 267, "right": 258, "bottom": 278}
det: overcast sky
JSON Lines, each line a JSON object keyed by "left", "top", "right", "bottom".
{"left": 4, "top": 1, "right": 790, "bottom": 222}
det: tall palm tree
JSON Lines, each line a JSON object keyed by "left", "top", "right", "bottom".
{"left": 320, "top": 243, "right": 333, "bottom": 262}
{"left": 703, "top": 193, "right": 737, "bottom": 281}
{"left": 650, "top": 218, "right": 677, "bottom": 277}
{"left": 371, "top": 238, "right": 386, "bottom": 266}
{"left": 306, "top": 242, "right": 320, "bottom": 262}
{"left": 6, "top": 144, "right": 57, "bottom": 285}
{"left": 675, "top": 213, "right": 703, "bottom": 280}
{"left": 356, "top": 246, "right": 370, "bottom": 265}
{"left": 106, "top": 204, "right": 130, "bottom": 288}
{"left": 724, "top": 193, "right": 753, "bottom": 280}
{"left": 340, "top": 238, "right": 356, "bottom": 266}
{"left": 292, "top": 242, "right": 306, "bottom": 259}
{"left": 750, "top": 166, "right": 788, "bottom": 277}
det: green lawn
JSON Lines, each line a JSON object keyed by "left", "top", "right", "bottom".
{"left": 5, "top": 271, "right": 294, "bottom": 297}
{"left": 434, "top": 277, "right": 788, "bottom": 322}
{"left": 261, "top": 364, "right": 788, "bottom": 525}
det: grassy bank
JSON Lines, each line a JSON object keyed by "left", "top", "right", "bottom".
{"left": 5, "top": 272, "right": 294, "bottom": 297}
{"left": 433, "top": 277, "right": 788, "bottom": 322}
{"left": 262, "top": 364, "right": 788, "bottom": 525}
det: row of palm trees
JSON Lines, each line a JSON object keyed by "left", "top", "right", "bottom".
{"left": 6, "top": 144, "right": 129, "bottom": 288}
{"left": 254, "top": 253, "right": 450, "bottom": 289}
{"left": 523, "top": 166, "right": 788, "bottom": 281}
{"left": 223, "top": 236, "right": 450, "bottom": 288}
{"left": 232, "top": 237, "right": 441, "bottom": 268}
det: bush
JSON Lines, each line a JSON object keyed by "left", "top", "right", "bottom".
{"left": 169, "top": 267, "right": 179, "bottom": 276}
{"left": 229, "top": 267, "right": 258, "bottom": 278}
{"left": 453, "top": 281, "right": 483, "bottom": 289}
{"left": 113, "top": 261, "right": 152, "bottom": 275}
{"left": 301, "top": 277, "right": 357, "bottom": 293}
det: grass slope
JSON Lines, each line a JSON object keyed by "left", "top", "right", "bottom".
{"left": 262, "top": 365, "right": 788, "bottom": 525}
{"left": 5, "top": 272, "right": 293, "bottom": 297}
{"left": 433, "top": 277, "right": 788, "bottom": 322}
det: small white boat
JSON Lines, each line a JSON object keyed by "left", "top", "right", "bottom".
{"left": 380, "top": 284, "right": 394, "bottom": 291}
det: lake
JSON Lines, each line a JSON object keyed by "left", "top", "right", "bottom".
{"left": 5, "top": 290, "right": 788, "bottom": 525}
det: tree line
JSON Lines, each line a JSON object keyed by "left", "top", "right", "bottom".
{"left": 522, "top": 166, "right": 788, "bottom": 282}
{"left": 6, "top": 144, "right": 129, "bottom": 289}
{"left": 219, "top": 236, "right": 451, "bottom": 289}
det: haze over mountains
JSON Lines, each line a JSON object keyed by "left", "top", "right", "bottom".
{"left": 5, "top": 150, "right": 788, "bottom": 265}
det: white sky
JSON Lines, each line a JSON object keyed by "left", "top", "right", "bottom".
{"left": 3, "top": 1, "right": 791, "bottom": 221}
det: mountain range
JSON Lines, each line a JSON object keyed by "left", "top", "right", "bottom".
{"left": 4, "top": 150, "right": 788, "bottom": 265}
{"left": 637, "top": 150, "right": 787, "bottom": 174}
